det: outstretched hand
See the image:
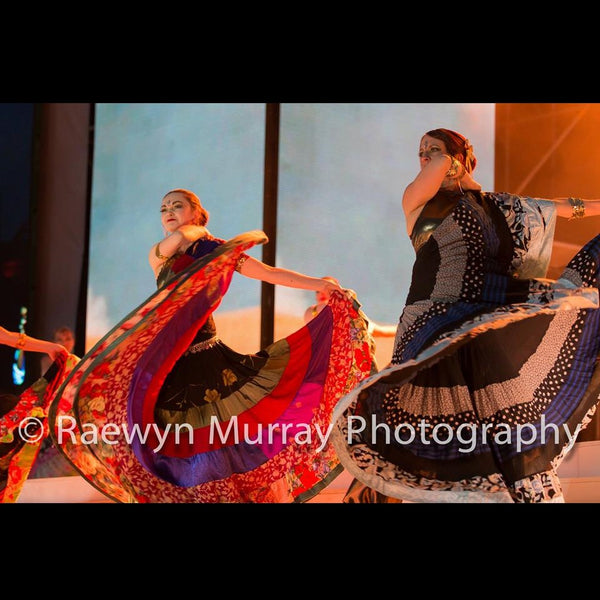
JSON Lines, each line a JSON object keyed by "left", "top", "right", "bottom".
{"left": 319, "top": 278, "right": 343, "bottom": 300}
{"left": 47, "top": 343, "right": 68, "bottom": 360}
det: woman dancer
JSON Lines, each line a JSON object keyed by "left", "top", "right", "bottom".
{"left": 49, "top": 188, "right": 374, "bottom": 503}
{"left": 332, "top": 128, "right": 600, "bottom": 503}
{"left": 0, "top": 327, "right": 76, "bottom": 501}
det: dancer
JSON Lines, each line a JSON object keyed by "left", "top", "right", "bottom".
{"left": 49, "top": 188, "right": 374, "bottom": 503}
{"left": 0, "top": 326, "right": 77, "bottom": 502}
{"left": 31, "top": 325, "right": 79, "bottom": 478}
{"left": 332, "top": 128, "right": 600, "bottom": 503}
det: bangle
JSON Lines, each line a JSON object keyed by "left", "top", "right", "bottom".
{"left": 155, "top": 243, "right": 168, "bottom": 261}
{"left": 16, "top": 332, "right": 26, "bottom": 350}
{"left": 568, "top": 197, "right": 585, "bottom": 220}
{"left": 235, "top": 254, "right": 248, "bottom": 273}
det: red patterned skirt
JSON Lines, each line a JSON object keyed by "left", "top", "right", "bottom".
{"left": 49, "top": 231, "right": 374, "bottom": 502}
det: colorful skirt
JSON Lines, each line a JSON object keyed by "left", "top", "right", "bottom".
{"left": 331, "top": 234, "right": 600, "bottom": 503}
{"left": 1, "top": 352, "right": 78, "bottom": 502}
{"left": 49, "top": 231, "right": 374, "bottom": 502}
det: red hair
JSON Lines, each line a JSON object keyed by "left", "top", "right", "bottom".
{"left": 425, "top": 128, "right": 477, "bottom": 173}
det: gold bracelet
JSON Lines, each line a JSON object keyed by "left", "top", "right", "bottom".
{"left": 235, "top": 254, "right": 248, "bottom": 273}
{"left": 155, "top": 243, "right": 168, "bottom": 261}
{"left": 568, "top": 197, "right": 585, "bottom": 220}
{"left": 16, "top": 332, "right": 26, "bottom": 350}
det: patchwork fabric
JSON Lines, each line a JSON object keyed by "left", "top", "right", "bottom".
{"left": 332, "top": 191, "right": 600, "bottom": 503}
{"left": 49, "top": 231, "right": 374, "bottom": 503}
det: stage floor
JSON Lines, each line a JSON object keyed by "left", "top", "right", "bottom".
{"left": 16, "top": 440, "right": 600, "bottom": 504}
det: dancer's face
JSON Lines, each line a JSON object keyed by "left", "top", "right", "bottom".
{"left": 54, "top": 330, "right": 74, "bottom": 353}
{"left": 160, "top": 192, "right": 197, "bottom": 233}
{"left": 418, "top": 135, "right": 448, "bottom": 170}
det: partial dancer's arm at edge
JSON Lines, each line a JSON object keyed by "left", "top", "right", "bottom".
{"left": 0, "top": 326, "right": 67, "bottom": 360}
{"left": 551, "top": 197, "right": 600, "bottom": 219}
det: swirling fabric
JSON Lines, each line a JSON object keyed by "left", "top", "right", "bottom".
{"left": 49, "top": 231, "right": 374, "bottom": 502}
{"left": 332, "top": 191, "right": 600, "bottom": 503}
{"left": 1, "top": 352, "right": 78, "bottom": 502}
